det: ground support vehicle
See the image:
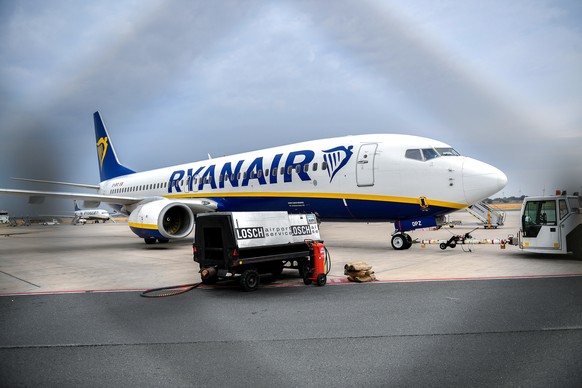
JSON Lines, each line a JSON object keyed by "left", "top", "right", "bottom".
{"left": 508, "top": 192, "right": 582, "bottom": 259}
{"left": 193, "top": 211, "right": 321, "bottom": 291}
{"left": 438, "top": 228, "right": 479, "bottom": 250}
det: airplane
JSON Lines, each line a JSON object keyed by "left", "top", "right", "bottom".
{"left": 0, "top": 111, "right": 507, "bottom": 247}
{"left": 72, "top": 200, "right": 111, "bottom": 224}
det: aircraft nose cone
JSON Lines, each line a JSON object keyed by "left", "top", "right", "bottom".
{"left": 462, "top": 157, "right": 508, "bottom": 204}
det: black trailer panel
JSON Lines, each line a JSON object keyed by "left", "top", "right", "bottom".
{"left": 193, "top": 212, "right": 320, "bottom": 290}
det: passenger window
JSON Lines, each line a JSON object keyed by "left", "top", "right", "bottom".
{"left": 421, "top": 148, "right": 439, "bottom": 160}
{"left": 303, "top": 164, "right": 309, "bottom": 173}
{"left": 281, "top": 167, "right": 285, "bottom": 175}
{"left": 322, "top": 162, "right": 327, "bottom": 170}
{"left": 296, "top": 165, "right": 301, "bottom": 173}
{"left": 264, "top": 169, "right": 269, "bottom": 177}
{"left": 313, "top": 163, "right": 318, "bottom": 171}
{"left": 272, "top": 169, "right": 277, "bottom": 177}
{"left": 288, "top": 166, "right": 293, "bottom": 174}
{"left": 405, "top": 149, "right": 423, "bottom": 161}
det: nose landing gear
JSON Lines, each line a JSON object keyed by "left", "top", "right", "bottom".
{"left": 391, "top": 233, "right": 412, "bottom": 250}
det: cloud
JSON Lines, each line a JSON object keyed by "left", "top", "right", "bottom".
{"left": 1, "top": 0, "right": 581, "bottom": 214}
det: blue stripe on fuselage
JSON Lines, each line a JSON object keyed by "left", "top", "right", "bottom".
{"left": 210, "top": 196, "right": 454, "bottom": 222}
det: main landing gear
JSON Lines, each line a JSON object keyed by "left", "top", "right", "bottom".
{"left": 391, "top": 233, "right": 412, "bottom": 250}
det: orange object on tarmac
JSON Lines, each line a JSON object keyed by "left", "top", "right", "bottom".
{"left": 303, "top": 240, "right": 327, "bottom": 286}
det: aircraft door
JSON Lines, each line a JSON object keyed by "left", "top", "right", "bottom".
{"left": 356, "top": 143, "right": 377, "bottom": 187}
{"left": 522, "top": 199, "right": 560, "bottom": 249}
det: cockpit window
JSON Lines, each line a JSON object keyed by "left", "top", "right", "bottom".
{"left": 421, "top": 148, "right": 439, "bottom": 160}
{"left": 405, "top": 149, "right": 423, "bottom": 161}
{"left": 406, "top": 147, "right": 461, "bottom": 161}
{"left": 435, "top": 147, "right": 461, "bottom": 156}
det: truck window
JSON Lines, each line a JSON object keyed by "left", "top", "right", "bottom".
{"left": 523, "top": 200, "right": 557, "bottom": 237}
{"left": 559, "top": 200, "right": 568, "bottom": 219}
{"left": 568, "top": 197, "right": 581, "bottom": 213}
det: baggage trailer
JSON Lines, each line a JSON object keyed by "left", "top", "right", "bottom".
{"left": 193, "top": 211, "right": 322, "bottom": 291}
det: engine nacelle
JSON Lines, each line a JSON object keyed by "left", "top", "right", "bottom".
{"left": 128, "top": 200, "right": 194, "bottom": 241}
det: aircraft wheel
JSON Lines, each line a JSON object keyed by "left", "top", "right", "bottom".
{"left": 404, "top": 233, "right": 413, "bottom": 249}
{"left": 240, "top": 270, "right": 260, "bottom": 292}
{"left": 144, "top": 238, "right": 156, "bottom": 245}
{"left": 157, "top": 238, "right": 170, "bottom": 244}
{"left": 391, "top": 234, "right": 408, "bottom": 250}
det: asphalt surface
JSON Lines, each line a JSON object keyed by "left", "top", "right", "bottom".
{"left": 2, "top": 276, "right": 581, "bottom": 387}
{"left": 2, "top": 211, "right": 582, "bottom": 295}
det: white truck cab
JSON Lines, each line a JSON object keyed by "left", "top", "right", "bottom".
{"left": 517, "top": 192, "right": 581, "bottom": 259}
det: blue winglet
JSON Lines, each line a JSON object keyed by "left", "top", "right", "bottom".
{"left": 94, "top": 111, "right": 136, "bottom": 182}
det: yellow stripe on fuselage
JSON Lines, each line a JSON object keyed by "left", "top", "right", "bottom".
{"left": 164, "top": 191, "right": 466, "bottom": 210}
{"left": 128, "top": 222, "right": 158, "bottom": 230}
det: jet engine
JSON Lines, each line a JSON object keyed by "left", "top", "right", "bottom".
{"left": 128, "top": 200, "right": 195, "bottom": 243}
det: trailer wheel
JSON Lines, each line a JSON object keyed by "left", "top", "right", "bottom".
{"left": 240, "top": 270, "right": 260, "bottom": 292}
{"left": 298, "top": 259, "right": 310, "bottom": 278}
{"left": 270, "top": 262, "right": 284, "bottom": 278}
{"left": 303, "top": 270, "right": 313, "bottom": 285}
{"left": 566, "top": 225, "right": 582, "bottom": 260}
{"left": 439, "top": 243, "right": 447, "bottom": 250}
{"left": 316, "top": 273, "right": 326, "bottom": 287}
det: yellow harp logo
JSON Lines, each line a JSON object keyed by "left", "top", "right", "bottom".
{"left": 97, "top": 137, "right": 108, "bottom": 170}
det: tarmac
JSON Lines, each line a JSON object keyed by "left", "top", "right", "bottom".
{"left": 1, "top": 210, "right": 581, "bottom": 295}
{"left": 1, "top": 210, "right": 582, "bottom": 386}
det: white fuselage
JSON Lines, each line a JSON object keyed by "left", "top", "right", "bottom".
{"left": 99, "top": 134, "right": 506, "bottom": 222}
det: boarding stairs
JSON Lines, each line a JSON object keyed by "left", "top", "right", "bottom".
{"left": 466, "top": 201, "right": 506, "bottom": 228}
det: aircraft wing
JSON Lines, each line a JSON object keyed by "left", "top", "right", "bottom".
{"left": 0, "top": 188, "right": 218, "bottom": 212}
{"left": 11, "top": 177, "right": 100, "bottom": 190}
{"left": 0, "top": 188, "right": 142, "bottom": 205}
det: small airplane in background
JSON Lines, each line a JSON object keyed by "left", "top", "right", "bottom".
{"left": 0, "top": 111, "right": 507, "bottom": 246}
{"left": 72, "top": 200, "right": 111, "bottom": 224}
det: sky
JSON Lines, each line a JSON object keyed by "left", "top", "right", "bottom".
{"left": 1, "top": 0, "right": 581, "bottom": 215}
